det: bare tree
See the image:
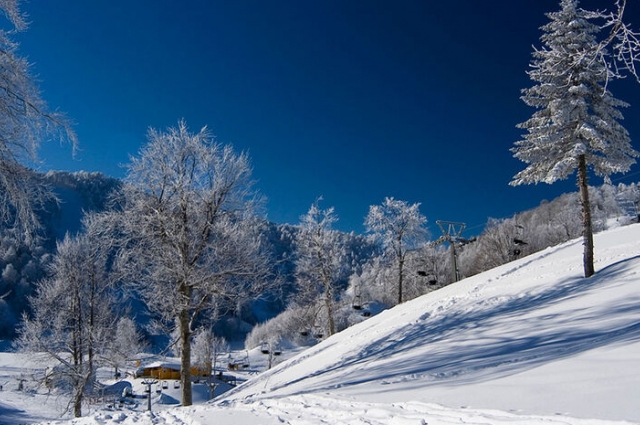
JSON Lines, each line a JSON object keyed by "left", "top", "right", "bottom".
{"left": 293, "top": 198, "right": 345, "bottom": 337}
{"left": 365, "top": 197, "right": 427, "bottom": 304}
{"left": 0, "top": 0, "right": 76, "bottom": 235}
{"left": 110, "top": 121, "right": 271, "bottom": 406}
{"left": 466, "top": 218, "right": 523, "bottom": 274}
{"left": 105, "top": 317, "right": 145, "bottom": 380}
{"left": 511, "top": 0, "right": 639, "bottom": 277}
{"left": 192, "top": 327, "right": 228, "bottom": 375}
{"left": 16, "top": 215, "right": 114, "bottom": 417}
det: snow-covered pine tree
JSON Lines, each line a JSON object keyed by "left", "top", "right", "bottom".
{"left": 510, "top": 0, "right": 639, "bottom": 277}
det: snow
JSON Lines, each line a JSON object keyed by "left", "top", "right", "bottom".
{"left": 2, "top": 224, "right": 640, "bottom": 424}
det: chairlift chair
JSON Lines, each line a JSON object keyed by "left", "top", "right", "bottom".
{"left": 352, "top": 293, "right": 363, "bottom": 311}
{"left": 426, "top": 271, "right": 438, "bottom": 285}
{"left": 418, "top": 270, "right": 438, "bottom": 286}
{"left": 260, "top": 342, "right": 270, "bottom": 354}
{"left": 513, "top": 225, "right": 527, "bottom": 246}
{"left": 162, "top": 381, "right": 168, "bottom": 389}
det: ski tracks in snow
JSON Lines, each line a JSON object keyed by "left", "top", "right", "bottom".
{"left": 236, "top": 394, "right": 630, "bottom": 425}
{"left": 39, "top": 409, "right": 205, "bottom": 425}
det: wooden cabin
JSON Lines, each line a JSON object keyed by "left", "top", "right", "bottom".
{"left": 135, "top": 361, "right": 211, "bottom": 379}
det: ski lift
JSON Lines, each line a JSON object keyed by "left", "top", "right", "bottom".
{"left": 173, "top": 381, "right": 180, "bottom": 389}
{"left": 352, "top": 283, "right": 364, "bottom": 310}
{"left": 273, "top": 348, "right": 282, "bottom": 356}
{"left": 513, "top": 225, "right": 528, "bottom": 246}
{"left": 260, "top": 342, "right": 270, "bottom": 354}
{"left": 300, "top": 330, "right": 309, "bottom": 337}
{"left": 418, "top": 270, "right": 438, "bottom": 286}
{"left": 352, "top": 293, "right": 363, "bottom": 311}
{"left": 511, "top": 225, "right": 527, "bottom": 259}
{"left": 155, "top": 384, "right": 161, "bottom": 394}
{"left": 162, "top": 381, "right": 168, "bottom": 389}
{"left": 312, "top": 325, "right": 324, "bottom": 339}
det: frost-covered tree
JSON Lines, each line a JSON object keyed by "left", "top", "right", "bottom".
{"left": 365, "top": 198, "right": 427, "bottom": 304}
{"left": 0, "top": 0, "right": 76, "bottom": 235}
{"left": 293, "top": 199, "right": 345, "bottom": 337}
{"left": 106, "top": 317, "right": 145, "bottom": 380}
{"left": 16, "top": 215, "right": 114, "bottom": 417}
{"left": 192, "top": 327, "right": 228, "bottom": 375}
{"left": 466, "top": 218, "right": 527, "bottom": 274}
{"left": 510, "top": 0, "right": 639, "bottom": 277}
{"left": 110, "top": 121, "right": 271, "bottom": 406}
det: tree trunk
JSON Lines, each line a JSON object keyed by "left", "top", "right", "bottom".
{"left": 179, "top": 308, "right": 193, "bottom": 406}
{"left": 73, "top": 388, "right": 83, "bottom": 418}
{"left": 72, "top": 286, "right": 83, "bottom": 418}
{"left": 578, "top": 155, "right": 595, "bottom": 278}
{"left": 324, "top": 289, "right": 335, "bottom": 336}
{"left": 397, "top": 258, "right": 404, "bottom": 304}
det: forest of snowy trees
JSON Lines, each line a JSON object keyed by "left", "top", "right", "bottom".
{"left": 2, "top": 168, "right": 638, "bottom": 344}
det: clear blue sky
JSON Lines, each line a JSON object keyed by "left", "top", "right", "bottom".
{"left": 17, "top": 0, "right": 640, "bottom": 236}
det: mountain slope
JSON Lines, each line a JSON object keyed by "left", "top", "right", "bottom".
{"left": 220, "top": 224, "right": 640, "bottom": 422}
{"left": 3, "top": 223, "right": 639, "bottom": 425}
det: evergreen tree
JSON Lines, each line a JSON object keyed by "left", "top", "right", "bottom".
{"left": 510, "top": 0, "right": 638, "bottom": 277}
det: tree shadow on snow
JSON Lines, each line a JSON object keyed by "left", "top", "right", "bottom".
{"left": 273, "top": 255, "right": 640, "bottom": 394}
{"left": 0, "top": 402, "right": 47, "bottom": 425}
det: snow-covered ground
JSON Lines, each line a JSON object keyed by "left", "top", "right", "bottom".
{"left": 2, "top": 224, "right": 640, "bottom": 425}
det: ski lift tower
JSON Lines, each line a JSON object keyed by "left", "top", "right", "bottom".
{"left": 434, "top": 221, "right": 467, "bottom": 283}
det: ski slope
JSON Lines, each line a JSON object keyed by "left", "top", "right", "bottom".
{"left": 2, "top": 224, "right": 639, "bottom": 424}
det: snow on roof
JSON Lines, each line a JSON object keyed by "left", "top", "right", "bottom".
{"left": 139, "top": 361, "right": 181, "bottom": 370}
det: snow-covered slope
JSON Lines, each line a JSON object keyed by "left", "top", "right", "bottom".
{"left": 3, "top": 224, "right": 640, "bottom": 425}
{"left": 219, "top": 223, "right": 640, "bottom": 422}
